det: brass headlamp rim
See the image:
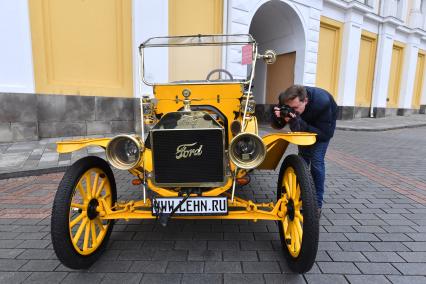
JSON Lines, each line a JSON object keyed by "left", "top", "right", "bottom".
{"left": 229, "top": 132, "right": 266, "bottom": 170}
{"left": 106, "top": 134, "right": 144, "bottom": 170}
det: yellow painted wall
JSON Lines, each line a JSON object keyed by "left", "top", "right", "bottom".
{"left": 387, "top": 42, "right": 405, "bottom": 108}
{"left": 29, "top": 0, "right": 133, "bottom": 97}
{"left": 316, "top": 16, "right": 342, "bottom": 101}
{"left": 412, "top": 50, "right": 425, "bottom": 109}
{"left": 168, "top": 0, "right": 223, "bottom": 81}
{"left": 355, "top": 31, "right": 377, "bottom": 107}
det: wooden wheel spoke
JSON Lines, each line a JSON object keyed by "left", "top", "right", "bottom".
{"left": 71, "top": 203, "right": 85, "bottom": 210}
{"left": 83, "top": 220, "right": 90, "bottom": 250}
{"left": 289, "top": 222, "right": 296, "bottom": 252}
{"left": 295, "top": 211, "right": 304, "bottom": 223}
{"left": 295, "top": 219, "right": 303, "bottom": 243}
{"left": 73, "top": 217, "right": 88, "bottom": 244}
{"left": 294, "top": 184, "right": 301, "bottom": 202}
{"left": 291, "top": 172, "right": 297, "bottom": 199}
{"left": 70, "top": 212, "right": 86, "bottom": 228}
{"left": 95, "top": 179, "right": 106, "bottom": 198}
{"left": 284, "top": 179, "right": 291, "bottom": 198}
{"left": 77, "top": 183, "right": 86, "bottom": 200}
{"left": 91, "top": 220, "right": 97, "bottom": 247}
{"left": 84, "top": 172, "right": 92, "bottom": 199}
{"left": 91, "top": 173, "right": 100, "bottom": 199}
{"left": 94, "top": 217, "right": 106, "bottom": 233}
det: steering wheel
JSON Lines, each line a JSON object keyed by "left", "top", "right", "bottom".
{"left": 206, "top": 69, "right": 234, "bottom": 81}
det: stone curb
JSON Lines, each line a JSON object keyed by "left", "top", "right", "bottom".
{"left": 336, "top": 123, "right": 426, "bottom": 131}
{"left": 0, "top": 166, "right": 68, "bottom": 180}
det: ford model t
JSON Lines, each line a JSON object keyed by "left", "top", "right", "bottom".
{"left": 51, "top": 34, "right": 319, "bottom": 273}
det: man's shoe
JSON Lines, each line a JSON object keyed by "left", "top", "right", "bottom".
{"left": 317, "top": 208, "right": 322, "bottom": 219}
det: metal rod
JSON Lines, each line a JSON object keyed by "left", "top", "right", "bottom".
{"left": 242, "top": 45, "right": 258, "bottom": 130}
{"left": 231, "top": 168, "right": 238, "bottom": 202}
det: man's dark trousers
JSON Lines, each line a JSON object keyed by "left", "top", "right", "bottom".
{"left": 298, "top": 141, "right": 329, "bottom": 209}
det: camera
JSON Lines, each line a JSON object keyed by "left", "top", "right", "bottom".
{"left": 279, "top": 105, "right": 296, "bottom": 118}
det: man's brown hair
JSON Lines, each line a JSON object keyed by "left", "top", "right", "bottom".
{"left": 278, "top": 85, "right": 307, "bottom": 105}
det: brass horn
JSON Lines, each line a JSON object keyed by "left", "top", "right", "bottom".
{"left": 229, "top": 132, "right": 266, "bottom": 169}
{"left": 106, "top": 135, "right": 144, "bottom": 170}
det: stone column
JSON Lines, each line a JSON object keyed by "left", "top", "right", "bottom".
{"left": 398, "top": 34, "right": 420, "bottom": 113}
{"left": 336, "top": 9, "right": 363, "bottom": 118}
{"left": 371, "top": 22, "right": 396, "bottom": 117}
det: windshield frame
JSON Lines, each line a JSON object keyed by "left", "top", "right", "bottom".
{"left": 139, "top": 34, "right": 258, "bottom": 86}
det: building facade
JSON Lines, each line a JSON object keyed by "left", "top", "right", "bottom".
{"left": 1, "top": 0, "right": 426, "bottom": 141}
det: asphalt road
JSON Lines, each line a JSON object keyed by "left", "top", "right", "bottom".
{"left": 1, "top": 127, "right": 426, "bottom": 283}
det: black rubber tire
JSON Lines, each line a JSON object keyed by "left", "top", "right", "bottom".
{"left": 277, "top": 154, "right": 319, "bottom": 273}
{"left": 51, "top": 156, "right": 117, "bottom": 269}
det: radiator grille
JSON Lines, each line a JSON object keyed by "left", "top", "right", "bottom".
{"left": 151, "top": 129, "right": 224, "bottom": 186}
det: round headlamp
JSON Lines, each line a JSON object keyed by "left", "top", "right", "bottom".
{"left": 229, "top": 133, "right": 266, "bottom": 169}
{"left": 106, "top": 135, "right": 144, "bottom": 170}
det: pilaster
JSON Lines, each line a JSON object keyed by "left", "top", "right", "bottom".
{"left": 337, "top": 9, "right": 363, "bottom": 106}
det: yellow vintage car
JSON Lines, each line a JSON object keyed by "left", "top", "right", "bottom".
{"left": 51, "top": 34, "right": 319, "bottom": 273}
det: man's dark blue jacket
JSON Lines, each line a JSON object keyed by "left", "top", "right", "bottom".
{"left": 271, "top": 86, "right": 338, "bottom": 142}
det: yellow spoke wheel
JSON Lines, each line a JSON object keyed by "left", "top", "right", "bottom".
{"left": 277, "top": 154, "right": 319, "bottom": 274}
{"left": 51, "top": 156, "right": 117, "bottom": 270}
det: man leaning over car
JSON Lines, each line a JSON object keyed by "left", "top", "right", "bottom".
{"left": 271, "top": 85, "right": 338, "bottom": 216}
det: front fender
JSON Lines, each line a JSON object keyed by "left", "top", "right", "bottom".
{"left": 56, "top": 138, "right": 111, "bottom": 154}
{"left": 257, "top": 132, "right": 316, "bottom": 170}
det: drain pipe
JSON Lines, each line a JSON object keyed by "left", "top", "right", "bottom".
{"left": 369, "top": 0, "right": 384, "bottom": 118}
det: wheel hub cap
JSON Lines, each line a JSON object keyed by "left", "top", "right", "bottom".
{"left": 287, "top": 199, "right": 295, "bottom": 221}
{"left": 87, "top": 199, "right": 99, "bottom": 220}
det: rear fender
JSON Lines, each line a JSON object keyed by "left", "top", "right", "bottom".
{"left": 257, "top": 132, "right": 316, "bottom": 170}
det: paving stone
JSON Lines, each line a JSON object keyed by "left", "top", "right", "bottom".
{"left": 23, "top": 271, "right": 68, "bottom": 283}
{"left": 386, "top": 275, "right": 426, "bottom": 284}
{"left": 101, "top": 273, "right": 143, "bottom": 284}
{"left": 398, "top": 252, "right": 426, "bottom": 262}
{"left": 19, "top": 260, "right": 60, "bottom": 272}
{"left": 152, "top": 250, "right": 188, "bottom": 261}
{"left": 187, "top": 250, "right": 222, "bottom": 261}
{"left": 391, "top": 263, "right": 426, "bottom": 276}
{"left": 205, "top": 261, "right": 242, "bottom": 273}
{"left": 224, "top": 273, "right": 265, "bottom": 284}
{"left": 16, "top": 240, "right": 50, "bottom": 249}
{"left": 0, "top": 259, "right": 28, "bottom": 271}
{"left": 327, "top": 251, "right": 368, "bottom": 262}
{"left": 175, "top": 240, "right": 207, "bottom": 250}
{"left": 344, "top": 233, "right": 380, "bottom": 242}
{"left": 355, "top": 262, "right": 401, "bottom": 275}
{"left": 62, "top": 272, "right": 104, "bottom": 284}
{"left": 337, "top": 241, "right": 376, "bottom": 251}
{"left": 370, "top": 242, "right": 410, "bottom": 252}
{"left": 363, "top": 252, "right": 405, "bottom": 262}
{"left": 181, "top": 274, "right": 223, "bottom": 284}
{"left": 141, "top": 273, "right": 182, "bottom": 284}
{"left": 208, "top": 241, "right": 239, "bottom": 250}
{"left": 242, "top": 261, "right": 281, "bottom": 273}
{"left": 166, "top": 261, "right": 204, "bottom": 273}
{"left": 345, "top": 274, "right": 391, "bottom": 284}
{"left": 128, "top": 260, "right": 168, "bottom": 273}
{"left": 402, "top": 242, "right": 426, "bottom": 251}
{"left": 0, "top": 248, "right": 25, "bottom": 259}
{"left": 89, "top": 260, "right": 132, "bottom": 272}
{"left": 0, "top": 272, "right": 31, "bottom": 283}
{"left": 240, "top": 241, "right": 273, "bottom": 250}
{"left": 223, "top": 250, "right": 258, "bottom": 261}
{"left": 304, "top": 274, "right": 348, "bottom": 284}
{"left": 317, "top": 262, "right": 361, "bottom": 274}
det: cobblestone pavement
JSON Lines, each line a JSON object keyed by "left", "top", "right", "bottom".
{"left": 1, "top": 127, "right": 426, "bottom": 283}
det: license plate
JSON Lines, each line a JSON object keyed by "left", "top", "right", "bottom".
{"left": 152, "top": 197, "right": 228, "bottom": 216}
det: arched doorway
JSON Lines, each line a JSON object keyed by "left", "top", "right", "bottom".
{"left": 249, "top": 0, "right": 306, "bottom": 104}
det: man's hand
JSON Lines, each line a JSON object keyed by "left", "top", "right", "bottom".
{"left": 274, "top": 106, "right": 296, "bottom": 122}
